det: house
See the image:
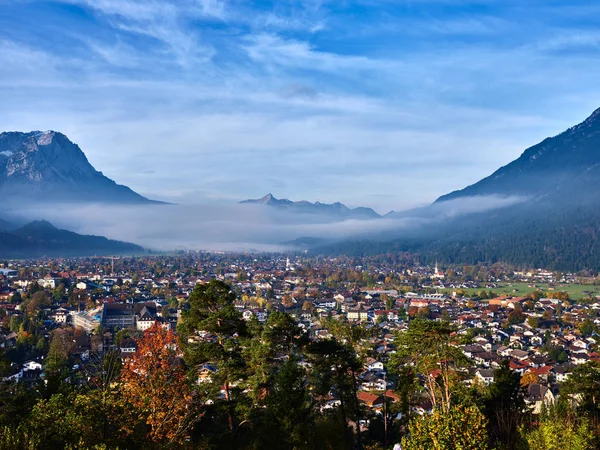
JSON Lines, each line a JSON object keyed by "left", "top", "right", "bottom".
{"left": 3, "top": 366, "right": 22, "bottom": 382}
{"left": 525, "top": 383, "right": 555, "bottom": 414}
{"left": 314, "top": 299, "right": 337, "bottom": 310}
{"left": 365, "top": 358, "right": 384, "bottom": 372}
{"left": 509, "top": 360, "right": 528, "bottom": 375}
{"left": 384, "top": 390, "right": 400, "bottom": 403}
{"left": 475, "top": 369, "right": 495, "bottom": 386}
{"left": 136, "top": 306, "right": 157, "bottom": 331}
{"left": 120, "top": 339, "right": 137, "bottom": 354}
{"left": 0, "top": 268, "right": 17, "bottom": 278}
{"left": 360, "top": 372, "right": 386, "bottom": 391}
{"left": 529, "top": 366, "right": 552, "bottom": 383}
{"left": 73, "top": 309, "right": 101, "bottom": 333}
{"left": 357, "top": 391, "right": 384, "bottom": 408}
{"left": 23, "top": 360, "right": 43, "bottom": 371}
{"left": 510, "top": 349, "right": 529, "bottom": 361}
{"left": 38, "top": 277, "right": 59, "bottom": 289}
{"left": 572, "top": 353, "right": 590, "bottom": 365}
{"left": 554, "top": 365, "right": 573, "bottom": 383}
{"left": 101, "top": 302, "right": 157, "bottom": 329}
{"left": 53, "top": 308, "right": 69, "bottom": 324}
{"left": 197, "top": 363, "right": 218, "bottom": 384}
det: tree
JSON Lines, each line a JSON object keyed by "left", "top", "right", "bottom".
{"left": 23, "top": 291, "right": 50, "bottom": 316}
{"left": 43, "top": 328, "right": 74, "bottom": 395}
{"left": 121, "top": 323, "right": 197, "bottom": 445}
{"left": 307, "top": 338, "right": 363, "bottom": 449}
{"left": 178, "top": 280, "right": 248, "bottom": 440}
{"left": 561, "top": 361, "right": 600, "bottom": 422}
{"left": 402, "top": 404, "right": 488, "bottom": 450}
{"left": 485, "top": 360, "right": 525, "bottom": 450}
{"left": 391, "top": 319, "right": 467, "bottom": 413}
{"left": 531, "top": 290, "right": 544, "bottom": 301}
{"left": 527, "top": 316, "right": 540, "bottom": 329}
{"left": 522, "top": 405, "right": 593, "bottom": 450}
{"left": 302, "top": 300, "right": 314, "bottom": 313}
{"left": 10, "top": 291, "right": 22, "bottom": 304}
{"left": 520, "top": 370, "right": 539, "bottom": 387}
{"left": 281, "top": 294, "right": 294, "bottom": 308}
{"left": 578, "top": 319, "right": 596, "bottom": 337}
{"left": 252, "top": 358, "right": 315, "bottom": 449}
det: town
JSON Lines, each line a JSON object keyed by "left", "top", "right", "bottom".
{"left": 1, "top": 252, "right": 599, "bottom": 448}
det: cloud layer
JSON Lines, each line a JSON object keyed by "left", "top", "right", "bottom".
{"left": 6, "top": 195, "right": 528, "bottom": 252}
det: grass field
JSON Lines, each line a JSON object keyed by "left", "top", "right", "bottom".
{"left": 441, "top": 282, "right": 600, "bottom": 300}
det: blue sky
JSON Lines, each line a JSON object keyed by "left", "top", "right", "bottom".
{"left": 2, "top": 0, "right": 600, "bottom": 212}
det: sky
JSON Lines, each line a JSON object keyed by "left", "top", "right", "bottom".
{"left": 2, "top": 0, "right": 600, "bottom": 213}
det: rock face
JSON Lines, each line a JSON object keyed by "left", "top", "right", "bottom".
{"left": 0, "top": 131, "right": 158, "bottom": 203}
{"left": 241, "top": 194, "right": 381, "bottom": 220}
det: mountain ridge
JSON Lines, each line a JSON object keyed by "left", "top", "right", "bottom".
{"left": 241, "top": 193, "right": 381, "bottom": 220}
{"left": 436, "top": 107, "right": 600, "bottom": 204}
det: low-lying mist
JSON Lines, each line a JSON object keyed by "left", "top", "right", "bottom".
{"left": 6, "top": 195, "right": 528, "bottom": 252}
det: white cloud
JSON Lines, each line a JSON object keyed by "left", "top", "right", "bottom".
{"left": 3, "top": 0, "right": 600, "bottom": 213}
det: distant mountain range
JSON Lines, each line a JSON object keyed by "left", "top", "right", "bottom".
{"left": 0, "top": 220, "right": 143, "bottom": 258}
{"left": 241, "top": 194, "right": 381, "bottom": 220}
{"left": 0, "top": 131, "right": 161, "bottom": 204}
{"left": 312, "top": 107, "right": 600, "bottom": 271}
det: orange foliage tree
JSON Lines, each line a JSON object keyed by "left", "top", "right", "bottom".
{"left": 121, "top": 323, "right": 199, "bottom": 445}
{"left": 520, "top": 370, "right": 540, "bottom": 387}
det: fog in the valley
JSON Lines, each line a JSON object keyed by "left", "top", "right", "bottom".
{"left": 6, "top": 195, "right": 528, "bottom": 252}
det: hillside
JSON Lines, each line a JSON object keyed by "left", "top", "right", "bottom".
{"left": 0, "top": 220, "right": 144, "bottom": 258}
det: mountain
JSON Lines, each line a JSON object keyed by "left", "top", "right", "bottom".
{"left": 313, "top": 107, "right": 600, "bottom": 271}
{"left": 241, "top": 194, "right": 381, "bottom": 220}
{"left": 0, "top": 131, "right": 161, "bottom": 204}
{"left": 0, "top": 218, "right": 14, "bottom": 232}
{"left": 0, "top": 220, "right": 144, "bottom": 257}
{"left": 436, "top": 107, "right": 600, "bottom": 204}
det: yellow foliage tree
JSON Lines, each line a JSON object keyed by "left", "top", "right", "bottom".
{"left": 402, "top": 405, "right": 488, "bottom": 450}
{"left": 520, "top": 370, "right": 539, "bottom": 387}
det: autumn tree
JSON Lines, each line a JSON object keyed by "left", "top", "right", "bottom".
{"left": 121, "top": 323, "right": 197, "bottom": 445}
{"left": 402, "top": 404, "right": 488, "bottom": 450}
{"left": 522, "top": 405, "right": 593, "bottom": 450}
{"left": 520, "top": 370, "right": 539, "bottom": 388}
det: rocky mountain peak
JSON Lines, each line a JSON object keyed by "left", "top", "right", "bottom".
{"left": 0, "top": 130, "right": 160, "bottom": 204}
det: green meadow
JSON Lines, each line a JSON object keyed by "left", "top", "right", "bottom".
{"left": 441, "top": 282, "right": 600, "bottom": 300}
